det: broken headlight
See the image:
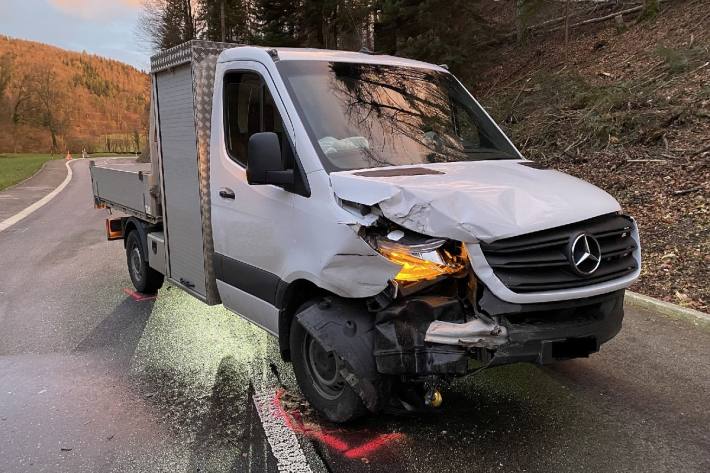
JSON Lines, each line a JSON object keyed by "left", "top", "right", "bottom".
{"left": 376, "top": 232, "right": 466, "bottom": 283}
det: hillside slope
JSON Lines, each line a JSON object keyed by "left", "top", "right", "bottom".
{"left": 476, "top": 0, "right": 709, "bottom": 310}
{"left": 0, "top": 36, "right": 149, "bottom": 153}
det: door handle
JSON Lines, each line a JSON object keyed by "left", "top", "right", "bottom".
{"left": 219, "top": 188, "right": 235, "bottom": 200}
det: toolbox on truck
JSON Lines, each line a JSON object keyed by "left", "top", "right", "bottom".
{"left": 90, "top": 40, "right": 237, "bottom": 305}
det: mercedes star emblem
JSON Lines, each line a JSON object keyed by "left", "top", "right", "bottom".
{"left": 569, "top": 233, "right": 602, "bottom": 275}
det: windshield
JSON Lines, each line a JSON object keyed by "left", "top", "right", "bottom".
{"left": 276, "top": 61, "right": 520, "bottom": 172}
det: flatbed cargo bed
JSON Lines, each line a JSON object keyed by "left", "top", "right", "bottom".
{"left": 90, "top": 160, "right": 161, "bottom": 223}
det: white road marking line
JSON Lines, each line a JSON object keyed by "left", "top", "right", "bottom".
{"left": 0, "top": 160, "right": 76, "bottom": 234}
{"left": 9, "top": 186, "right": 53, "bottom": 191}
{"left": 252, "top": 388, "right": 314, "bottom": 473}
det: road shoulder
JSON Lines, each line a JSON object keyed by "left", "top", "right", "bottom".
{"left": 0, "top": 159, "right": 70, "bottom": 222}
{"left": 625, "top": 291, "right": 710, "bottom": 328}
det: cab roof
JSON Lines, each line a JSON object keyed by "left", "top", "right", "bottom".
{"left": 218, "top": 46, "right": 449, "bottom": 73}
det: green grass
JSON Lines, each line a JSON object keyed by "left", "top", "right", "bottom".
{"left": 0, "top": 153, "right": 56, "bottom": 191}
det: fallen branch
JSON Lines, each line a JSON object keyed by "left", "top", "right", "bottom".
{"left": 631, "top": 70, "right": 669, "bottom": 91}
{"left": 480, "top": 1, "right": 672, "bottom": 48}
{"left": 477, "top": 1, "right": 622, "bottom": 47}
{"left": 651, "top": 62, "right": 710, "bottom": 93}
{"left": 672, "top": 187, "right": 702, "bottom": 196}
{"left": 626, "top": 159, "right": 668, "bottom": 163}
{"left": 545, "top": 4, "right": 647, "bottom": 34}
{"left": 690, "top": 144, "right": 710, "bottom": 157}
{"left": 563, "top": 136, "right": 588, "bottom": 154}
{"left": 561, "top": 136, "right": 589, "bottom": 159}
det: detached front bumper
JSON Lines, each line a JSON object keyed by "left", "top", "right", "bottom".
{"left": 375, "top": 289, "right": 625, "bottom": 376}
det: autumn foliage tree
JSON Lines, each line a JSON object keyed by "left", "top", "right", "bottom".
{"left": 31, "top": 69, "right": 69, "bottom": 154}
{"left": 0, "top": 36, "right": 149, "bottom": 153}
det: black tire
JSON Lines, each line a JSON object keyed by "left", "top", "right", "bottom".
{"left": 126, "top": 230, "right": 164, "bottom": 294}
{"left": 290, "top": 302, "right": 367, "bottom": 423}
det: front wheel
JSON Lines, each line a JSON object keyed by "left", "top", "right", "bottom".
{"left": 290, "top": 303, "right": 366, "bottom": 423}
{"left": 126, "top": 230, "right": 164, "bottom": 294}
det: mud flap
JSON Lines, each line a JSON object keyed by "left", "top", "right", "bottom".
{"left": 296, "top": 299, "right": 387, "bottom": 412}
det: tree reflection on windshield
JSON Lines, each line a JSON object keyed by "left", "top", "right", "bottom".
{"left": 277, "top": 61, "right": 518, "bottom": 172}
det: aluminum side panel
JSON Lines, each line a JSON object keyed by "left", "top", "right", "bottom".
{"left": 156, "top": 65, "right": 206, "bottom": 296}
{"left": 147, "top": 231, "right": 167, "bottom": 275}
{"left": 90, "top": 164, "right": 155, "bottom": 217}
{"left": 192, "top": 49, "right": 221, "bottom": 304}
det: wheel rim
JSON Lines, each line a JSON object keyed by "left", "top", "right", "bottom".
{"left": 302, "top": 332, "right": 345, "bottom": 400}
{"left": 130, "top": 246, "right": 143, "bottom": 283}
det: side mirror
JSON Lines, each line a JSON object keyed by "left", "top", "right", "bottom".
{"left": 246, "top": 132, "right": 294, "bottom": 186}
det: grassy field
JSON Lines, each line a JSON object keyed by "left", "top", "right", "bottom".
{"left": 0, "top": 154, "right": 56, "bottom": 191}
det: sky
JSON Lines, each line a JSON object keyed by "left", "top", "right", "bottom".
{"left": 0, "top": 0, "right": 149, "bottom": 70}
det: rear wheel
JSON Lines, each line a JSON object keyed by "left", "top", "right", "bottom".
{"left": 290, "top": 302, "right": 366, "bottom": 423}
{"left": 126, "top": 230, "right": 164, "bottom": 294}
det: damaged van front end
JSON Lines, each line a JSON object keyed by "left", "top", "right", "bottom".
{"left": 295, "top": 162, "right": 640, "bottom": 416}
{"left": 275, "top": 57, "right": 641, "bottom": 420}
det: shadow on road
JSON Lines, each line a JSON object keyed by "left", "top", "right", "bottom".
{"left": 187, "top": 357, "right": 279, "bottom": 473}
{"left": 74, "top": 295, "right": 154, "bottom": 367}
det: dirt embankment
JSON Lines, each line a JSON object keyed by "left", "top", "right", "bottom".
{"left": 476, "top": 0, "right": 709, "bottom": 310}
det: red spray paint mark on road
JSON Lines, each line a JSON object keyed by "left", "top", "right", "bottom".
{"left": 272, "top": 389, "right": 404, "bottom": 460}
{"left": 123, "top": 288, "right": 157, "bottom": 302}
{"left": 341, "top": 432, "right": 403, "bottom": 459}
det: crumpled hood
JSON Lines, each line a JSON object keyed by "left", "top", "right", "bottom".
{"left": 330, "top": 160, "right": 621, "bottom": 243}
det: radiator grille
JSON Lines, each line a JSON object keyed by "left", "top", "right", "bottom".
{"left": 480, "top": 214, "right": 638, "bottom": 293}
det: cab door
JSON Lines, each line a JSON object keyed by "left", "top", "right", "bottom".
{"left": 210, "top": 61, "right": 297, "bottom": 335}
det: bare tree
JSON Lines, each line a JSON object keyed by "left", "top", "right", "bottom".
{"left": 30, "top": 69, "right": 70, "bottom": 154}
{"left": 138, "top": 0, "right": 164, "bottom": 51}
{"left": 138, "top": 0, "right": 198, "bottom": 52}
{"left": 5, "top": 70, "right": 34, "bottom": 152}
{"left": 9, "top": 74, "right": 32, "bottom": 124}
{"left": 0, "top": 53, "right": 13, "bottom": 98}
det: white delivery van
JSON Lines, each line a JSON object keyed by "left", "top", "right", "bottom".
{"left": 90, "top": 41, "right": 641, "bottom": 422}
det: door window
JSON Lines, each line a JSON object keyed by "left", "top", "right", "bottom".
{"left": 224, "top": 72, "right": 288, "bottom": 167}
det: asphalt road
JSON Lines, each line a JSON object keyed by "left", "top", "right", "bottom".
{"left": 0, "top": 159, "right": 68, "bottom": 222}
{"left": 0, "top": 159, "right": 708, "bottom": 473}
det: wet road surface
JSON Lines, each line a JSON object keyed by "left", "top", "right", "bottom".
{"left": 0, "top": 159, "right": 708, "bottom": 472}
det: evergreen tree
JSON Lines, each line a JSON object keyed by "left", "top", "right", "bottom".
{"left": 250, "top": 0, "right": 372, "bottom": 49}
{"left": 253, "top": 0, "right": 301, "bottom": 46}
{"left": 300, "top": 0, "right": 373, "bottom": 50}
{"left": 163, "top": 0, "right": 197, "bottom": 48}
{"left": 197, "top": 0, "right": 252, "bottom": 43}
{"left": 374, "top": 0, "right": 492, "bottom": 74}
